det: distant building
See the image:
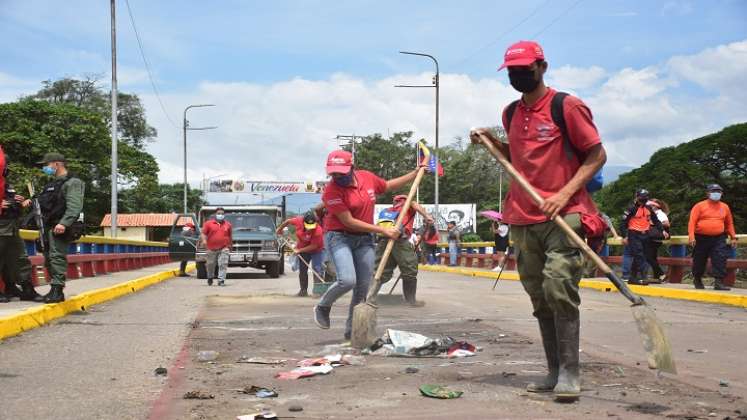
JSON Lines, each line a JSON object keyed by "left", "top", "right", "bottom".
{"left": 100, "top": 213, "right": 192, "bottom": 241}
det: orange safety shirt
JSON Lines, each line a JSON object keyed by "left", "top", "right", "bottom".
{"left": 688, "top": 200, "right": 736, "bottom": 241}
{"left": 627, "top": 206, "right": 652, "bottom": 233}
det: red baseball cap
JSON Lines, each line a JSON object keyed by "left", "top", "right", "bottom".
{"left": 326, "top": 150, "right": 353, "bottom": 175}
{"left": 498, "top": 40, "right": 545, "bottom": 71}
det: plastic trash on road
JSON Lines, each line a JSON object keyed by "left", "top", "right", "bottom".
{"left": 367, "top": 329, "right": 466, "bottom": 358}
{"left": 447, "top": 341, "right": 477, "bottom": 358}
{"left": 236, "top": 411, "right": 278, "bottom": 420}
{"left": 275, "top": 364, "right": 333, "bottom": 380}
{"left": 419, "top": 384, "right": 464, "bottom": 399}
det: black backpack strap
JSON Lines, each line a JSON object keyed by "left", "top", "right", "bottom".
{"left": 504, "top": 100, "right": 520, "bottom": 135}
{"left": 551, "top": 92, "right": 578, "bottom": 161}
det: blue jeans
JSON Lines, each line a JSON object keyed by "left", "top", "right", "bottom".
{"left": 318, "top": 231, "right": 376, "bottom": 336}
{"left": 448, "top": 241, "right": 459, "bottom": 265}
{"left": 299, "top": 251, "right": 324, "bottom": 290}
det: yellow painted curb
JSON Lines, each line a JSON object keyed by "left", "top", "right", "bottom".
{"left": 419, "top": 264, "right": 747, "bottom": 308}
{"left": 0, "top": 263, "right": 196, "bottom": 341}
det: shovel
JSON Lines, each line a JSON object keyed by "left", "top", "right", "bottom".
{"left": 474, "top": 131, "right": 676, "bottom": 374}
{"left": 351, "top": 166, "right": 427, "bottom": 349}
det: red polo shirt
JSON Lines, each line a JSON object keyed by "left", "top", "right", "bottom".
{"left": 202, "top": 219, "right": 232, "bottom": 251}
{"left": 289, "top": 216, "right": 324, "bottom": 251}
{"left": 501, "top": 88, "right": 601, "bottom": 225}
{"left": 323, "top": 170, "right": 387, "bottom": 232}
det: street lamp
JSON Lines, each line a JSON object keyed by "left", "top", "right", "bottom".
{"left": 333, "top": 134, "right": 365, "bottom": 163}
{"left": 183, "top": 104, "right": 217, "bottom": 213}
{"left": 395, "top": 51, "right": 440, "bottom": 222}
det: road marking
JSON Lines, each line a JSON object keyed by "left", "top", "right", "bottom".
{"left": 419, "top": 264, "right": 747, "bottom": 308}
{"left": 0, "top": 264, "right": 195, "bottom": 341}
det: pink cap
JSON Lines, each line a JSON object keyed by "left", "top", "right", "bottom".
{"left": 326, "top": 150, "right": 353, "bottom": 175}
{"left": 498, "top": 40, "right": 545, "bottom": 71}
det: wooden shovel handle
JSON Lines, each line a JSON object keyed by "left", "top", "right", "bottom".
{"left": 366, "top": 166, "right": 427, "bottom": 304}
{"left": 475, "top": 133, "right": 644, "bottom": 305}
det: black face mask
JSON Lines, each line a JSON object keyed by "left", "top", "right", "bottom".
{"left": 508, "top": 69, "right": 540, "bottom": 93}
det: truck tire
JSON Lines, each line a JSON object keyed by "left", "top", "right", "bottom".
{"left": 196, "top": 262, "right": 207, "bottom": 279}
{"left": 266, "top": 261, "right": 280, "bottom": 278}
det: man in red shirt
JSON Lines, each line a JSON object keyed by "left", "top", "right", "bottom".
{"left": 688, "top": 184, "right": 738, "bottom": 290}
{"left": 200, "top": 207, "right": 232, "bottom": 286}
{"left": 470, "top": 40, "right": 607, "bottom": 402}
{"left": 277, "top": 210, "right": 325, "bottom": 296}
{"left": 313, "top": 149, "right": 424, "bottom": 340}
{"left": 374, "top": 195, "right": 433, "bottom": 306}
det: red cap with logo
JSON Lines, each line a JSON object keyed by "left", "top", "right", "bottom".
{"left": 326, "top": 150, "right": 353, "bottom": 175}
{"left": 498, "top": 40, "right": 544, "bottom": 71}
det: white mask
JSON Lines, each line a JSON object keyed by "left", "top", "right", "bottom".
{"left": 708, "top": 192, "right": 722, "bottom": 201}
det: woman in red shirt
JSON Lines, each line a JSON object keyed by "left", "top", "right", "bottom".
{"left": 313, "top": 150, "right": 423, "bottom": 340}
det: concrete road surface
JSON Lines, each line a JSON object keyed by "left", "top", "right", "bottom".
{"left": 1, "top": 265, "right": 745, "bottom": 419}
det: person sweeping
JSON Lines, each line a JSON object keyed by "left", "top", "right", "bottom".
{"left": 277, "top": 210, "right": 325, "bottom": 296}
{"left": 470, "top": 40, "right": 607, "bottom": 402}
{"left": 312, "top": 149, "right": 424, "bottom": 341}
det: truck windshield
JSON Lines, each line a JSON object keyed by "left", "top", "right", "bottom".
{"left": 224, "top": 214, "right": 275, "bottom": 233}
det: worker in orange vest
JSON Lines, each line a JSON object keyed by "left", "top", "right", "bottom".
{"left": 688, "top": 184, "right": 737, "bottom": 291}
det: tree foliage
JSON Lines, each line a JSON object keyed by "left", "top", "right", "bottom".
{"left": 595, "top": 123, "right": 747, "bottom": 234}
{"left": 28, "top": 77, "right": 157, "bottom": 149}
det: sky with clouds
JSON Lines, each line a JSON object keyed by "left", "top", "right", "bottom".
{"left": 1, "top": 0, "right": 745, "bottom": 187}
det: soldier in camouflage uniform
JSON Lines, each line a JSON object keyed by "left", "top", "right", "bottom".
{"left": 36, "top": 153, "right": 85, "bottom": 303}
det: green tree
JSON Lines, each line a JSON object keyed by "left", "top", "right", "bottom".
{"left": 28, "top": 76, "right": 157, "bottom": 149}
{"left": 120, "top": 183, "right": 205, "bottom": 215}
{"left": 596, "top": 123, "right": 747, "bottom": 234}
{"left": 0, "top": 100, "right": 158, "bottom": 229}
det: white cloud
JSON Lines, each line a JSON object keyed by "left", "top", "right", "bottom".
{"left": 548, "top": 65, "right": 607, "bottom": 91}
{"left": 667, "top": 40, "right": 747, "bottom": 94}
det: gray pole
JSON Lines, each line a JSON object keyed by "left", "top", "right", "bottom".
{"left": 110, "top": 0, "right": 118, "bottom": 237}
{"left": 183, "top": 104, "right": 217, "bottom": 214}
{"left": 395, "top": 51, "right": 439, "bottom": 226}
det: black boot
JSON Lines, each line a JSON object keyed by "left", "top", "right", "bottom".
{"left": 0, "top": 293, "right": 9, "bottom": 303}
{"left": 714, "top": 278, "right": 731, "bottom": 291}
{"left": 3, "top": 282, "right": 22, "bottom": 299}
{"left": 43, "top": 285, "right": 65, "bottom": 303}
{"left": 527, "top": 317, "right": 559, "bottom": 393}
{"left": 402, "top": 279, "right": 425, "bottom": 307}
{"left": 554, "top": 314, "right": 581, "bottom": 402}
{"left": 693, "top": 277, "right": 705, "bottom": 289}
{"left": 19, "top": 282, "right": 44, "bottom": 302}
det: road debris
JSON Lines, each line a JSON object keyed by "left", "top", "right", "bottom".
{"left": 154, "top": 367, "right": 168, "bottom": 376}
{"left": 720, "top": 379, "right": 730, "bottom": 387}
{"left": 237, "top": 356, "right": 287, "bottom": 365}
{"left": 419, "top": 384, "right": 464, "bottom": 399}
{"left": 183, "top": 390, "right": 215, "bottom": 400}
{"left": 197, "top": 350, "right": 219, "bottom": 362}
{"left": 239, "top": 385, "right": 278, "bottom": 398}
{"left": 687, "top": 349, "right": 708, "bottom": 354}
{"left": 405, "top": 367, "right": 419, "bottom": 374}
{"left": 288, "top": 405, "right": 304, "bottom": 412}
{"left": 236, "top": 411, "right": 278, "bottom": 420}
{"left": 276, "top": 364, "right": 333, "bottom": 380}
{"left": 365, "top": 329, "right": 476, "bottom": 358}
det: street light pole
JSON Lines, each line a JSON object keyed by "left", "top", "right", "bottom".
{"left": 334, "top": 134, "right": 364, "bottom": 163}
{"left": 110, "top": 0, "right": 118, "bottom": 237}
{"left": 183, "top": 104, "right": 217, "bottom": 213}
{"left": 396, "top": 51, "right": 439, "bottom": 224}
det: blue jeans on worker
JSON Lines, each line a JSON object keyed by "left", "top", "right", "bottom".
{"left": 448, "top": 241, "right": 459, "bottom": 266}
{"left": 298, "top": 251, "right": 324, "bottom": 292}
{"left": 318, "top": 231, "right": 375, "bottom": 337}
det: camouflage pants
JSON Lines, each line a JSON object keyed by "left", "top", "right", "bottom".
{"left": 43, "top": 230, "right": 71, "bottom": 287}
{"left": 374, "top": 238, "right": 419, "bottom": 285}
{"left": 511, "top": 213, "right": 585, "bottom": 320}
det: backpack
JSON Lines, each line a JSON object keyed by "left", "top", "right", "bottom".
{"left": 505, "top": 92, "right": 604, "bottom": 192}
